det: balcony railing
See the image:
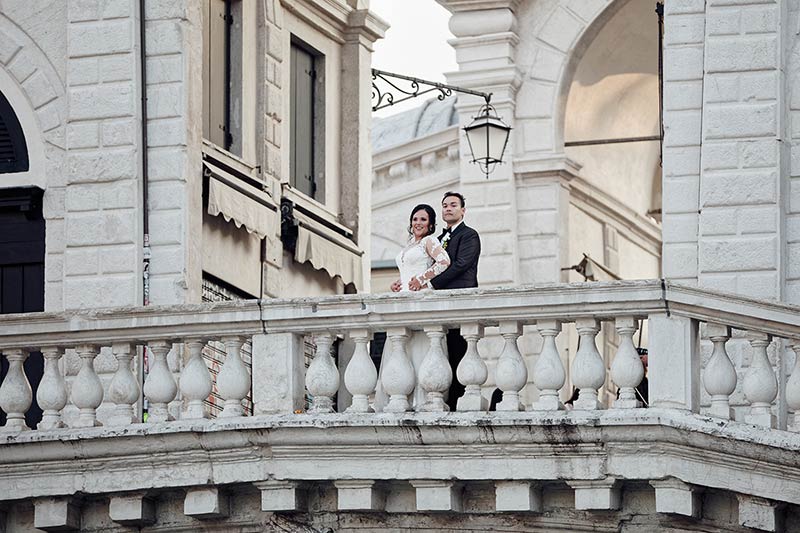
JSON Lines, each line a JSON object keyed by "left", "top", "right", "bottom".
{"left": 1, "top": 280, "right": 799, "bottom": 433}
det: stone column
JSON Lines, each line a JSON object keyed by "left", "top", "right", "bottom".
{"left": 445, "top": 3, "right": 523, "bottom": 287}
{"left": 340, "top": 8, "right": 387, "bottom": 292}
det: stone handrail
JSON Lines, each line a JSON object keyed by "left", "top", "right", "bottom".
{"left": 0, "top": 280, "right": 799, "bottom": 432}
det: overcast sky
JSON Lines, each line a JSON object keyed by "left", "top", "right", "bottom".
{"left": 369, "top": 0, "right": 457, "bottom": 117}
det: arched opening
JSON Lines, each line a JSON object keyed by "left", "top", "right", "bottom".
{"left": 0, "top": 90, "right": 43, "bottom": 428}
{"left": 0, "top": 89, "right": 29, "bottom": 174}
{"left": 563, "top": 0, "right": 662, "bottom": 281}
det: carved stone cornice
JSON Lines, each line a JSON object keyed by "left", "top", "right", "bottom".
{"left": 1, "top": 410, "right": 800, "bottom": 507}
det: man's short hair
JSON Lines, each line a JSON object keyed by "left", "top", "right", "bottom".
{"left": 442, "top": 191, "right": 466, "bottom": 208}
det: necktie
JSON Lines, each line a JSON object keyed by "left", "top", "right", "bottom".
{"left": 439, "top": 228, "right": 451, "bottom": 241}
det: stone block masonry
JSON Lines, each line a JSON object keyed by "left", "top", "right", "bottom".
{"left": 662, "top": 0, "right": 790, "bottom": 302}
{"left": 143, "top": 0, "right": 203, "bottom": 305}
{"left": 63, "top": 0, "right": 143, "bottom": 309}
{"left": 662, "top": 2, "right": 706, "bottom": 285}
{"left": 697, "top": 0, "right": 785, "bottom": 301}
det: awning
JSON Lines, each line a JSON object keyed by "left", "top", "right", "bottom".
{"left": 294, "top": 214, "right": 363, "bottom": 290}
{"left": 207, "top": 176, "right": 276, "bottom": 240}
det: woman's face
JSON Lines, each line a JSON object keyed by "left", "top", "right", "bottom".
{"left": 411, "top": 209, "right": 430, "bottom": 239}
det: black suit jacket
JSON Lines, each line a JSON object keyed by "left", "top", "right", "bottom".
{"left": 431, "top": 223, "right": 480, "bottom": 289}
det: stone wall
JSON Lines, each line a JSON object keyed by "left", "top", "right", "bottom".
{"left": 143, "top": 0, "right": 204, "bottom": 305}
{"left": 662, "top": 0, "right": 791, "bottom": 302}
{"left": 63, "top": 0, "right": 144, "bottom": 309}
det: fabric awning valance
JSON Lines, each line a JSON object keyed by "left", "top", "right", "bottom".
{"left": 207, "top": 176, "right": 276, "bottom": 240}
{"left": 294, "top": 223, "right": 363, "bottom": 290}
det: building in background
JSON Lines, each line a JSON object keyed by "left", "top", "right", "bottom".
{"left": 372, "top": 0, "right": 663, "bottom": 405}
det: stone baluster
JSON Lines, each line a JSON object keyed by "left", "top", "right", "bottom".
{"left": 143, "top": 340, "right": 177, "bottom": 423}
{"left": 305, "top": 333, "right": 338, "bottom": 413}
{"left": 71, "top": 344, "right": 105, "bottom": 427}
{"left": 572, "top": 318, "right": 605, "bottom": 410}
{"left": 787, "top": 343, "right": 800, "bottom": 431}
{"left": 382, "top": 327, "right": 415, "bottom": 413}
{"left": 496, "top": 321, "right": 526, "bottom": 411}
{"left": 0, "top": 349, "right": 32, "bottom": 431}
{"left": 107, "top": 343, "right": 140, "bottom": 426}
{"left": 344, "top": 329, "right": 376, "bottom": 413}
{"left": 180, "top": 338, "right": 212, "bottom": 419}
{"left": 532, "top": 320, "right": 565, "bottom": 411}
{"left": 456, "top": 323, "right": 488, "bottom": 412}
{"left": 610, "top": 317, "right": 644, "bottom": 409}
{"left": 419, "top": 326, "right": 451, "bottom": 412}
{"left": 37, "top": 347, "right": 68, "bottom": 429}
{"left": 702, "top": 324, "right": 736, "bottom": 420}
{"left": 218, "top": 336, "right": 252, "bottom": 417}
{"left": 743, "top": 333, "right": 777, "bottom": 428}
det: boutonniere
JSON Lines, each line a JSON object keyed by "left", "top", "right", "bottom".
{"left": 442, "top": 239, "right": 449, "bottom": 250}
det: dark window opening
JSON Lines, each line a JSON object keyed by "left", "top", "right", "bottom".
{"left": 0, "top": 187, "right": 45, "bottom": 428}
{"left": 0, "top": 90, "right": 29, "bottom": 174}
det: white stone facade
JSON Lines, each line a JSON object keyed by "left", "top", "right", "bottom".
{"left": 4, "top": 0, "right": 800, "bottom": 531}
{"left": 0, "top": 0, "right": 383, "bottom": 312}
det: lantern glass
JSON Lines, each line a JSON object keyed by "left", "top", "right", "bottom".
{"left": 464, "top": 105, "right": 511, "bottom": 173}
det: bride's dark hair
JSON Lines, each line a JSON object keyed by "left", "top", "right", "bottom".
{"left": 408, "top": 204, "right": 437, "bottom": 236}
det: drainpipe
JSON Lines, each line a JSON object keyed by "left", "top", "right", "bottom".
{"left": 139, "top": 0, "right": 151, "bottom": 306}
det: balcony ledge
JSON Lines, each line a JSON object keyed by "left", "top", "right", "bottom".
{"left": 1, "top": 409, "right": 799, "bottom": 506}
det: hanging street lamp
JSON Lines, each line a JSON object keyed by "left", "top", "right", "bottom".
{"left": 463, "top": 102, "right": 512, "bottom": 179}
{"left": 372, "top": 69, "right": 512, "bottom": 178}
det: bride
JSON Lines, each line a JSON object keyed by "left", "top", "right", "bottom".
{"left": 375, "top": 204, "right": 450, "bottom": 411}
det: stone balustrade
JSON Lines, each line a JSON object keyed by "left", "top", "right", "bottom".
{"left": 2, "top": 282, "right": 800, "bottom": 531}
{"left": 1, "top": 281, "right": 799, "bottom": 432}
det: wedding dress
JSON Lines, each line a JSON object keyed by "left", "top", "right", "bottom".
{"left": 374, "top": 234, "right": 450, "bottom": 411}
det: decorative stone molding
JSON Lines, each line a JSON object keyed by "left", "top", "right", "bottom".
{"left": 334, "top": 480, "right": 385, "bottom": 511}
{"left": 33, "top": 497, "right": 80, "bottom": 532}
{"left": 109, "top": 493, "right": 155, "bottom": 526}
{"left": 411, "top": 480, "right": 463, "bottom": 512}
{"left": 184, "top": 487, "right": 229, "bottom": 520}
{"left": 568, "top": 479, "right": 620, "bottom": 511}
{"left": 495, "top": 481, "right": 542, "bottom": 513}
{"left": 737, "top": 495, "right": 783, "bottom": 533}
{"left": 255, "top": 480, "right": 306, "bottom": 512}
{"left": 650, "top": 478, "right": 701, "bottom": 518}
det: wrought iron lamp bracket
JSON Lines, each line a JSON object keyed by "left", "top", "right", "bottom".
{"left": 371, "top": 68, "right": 491, "bottom": 111}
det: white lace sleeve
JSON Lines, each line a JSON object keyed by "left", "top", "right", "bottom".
{"left": 416, "top": 235, "right": 451, "bottom": 285}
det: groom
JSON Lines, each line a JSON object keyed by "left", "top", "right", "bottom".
{"left": 409, "top": 191, "right": 481, "bottom": 410}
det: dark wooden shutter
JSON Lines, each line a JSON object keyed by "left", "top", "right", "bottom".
{"left": 290, "top": 43, "right": 316, "bottom": 199}
{"left": 0, "top": 90, "right": 29, "bottom": 174}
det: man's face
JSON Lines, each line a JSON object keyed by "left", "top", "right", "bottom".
{"left": 442, "top": 196, "right": 465, "bottom": 227}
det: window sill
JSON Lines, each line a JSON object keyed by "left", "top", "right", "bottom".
{"left": 282, "top": 184, "right": 353, "bottom": 239}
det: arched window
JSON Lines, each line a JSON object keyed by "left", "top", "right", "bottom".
{"left": 0, "top": 89, "right": 29, "bottom": 173}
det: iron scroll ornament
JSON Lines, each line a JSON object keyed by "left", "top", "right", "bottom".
{"left": 371, "top": 68, "right": 491, "bottom": 112}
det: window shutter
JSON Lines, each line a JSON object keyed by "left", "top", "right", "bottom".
{"left": 0, "top": 90, "right": 29, "bottom": 174}
{"left": 290, "top": 44, "right": 316, "bottom": 199}
{"left": 203, "top": 0, "right": 228, "bottom": 148}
